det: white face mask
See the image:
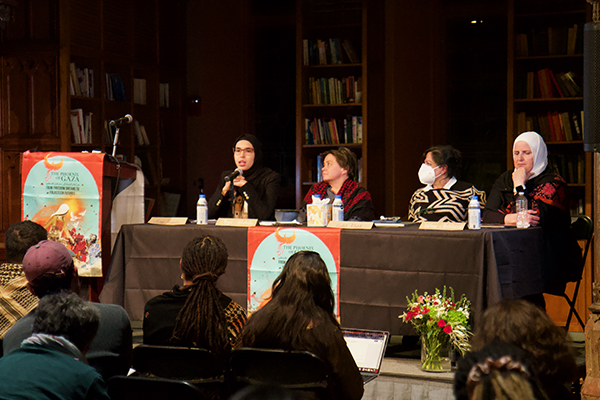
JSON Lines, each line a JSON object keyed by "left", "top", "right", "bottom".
{"left": 418, "top": 163, "right": 440, "bottom": 185}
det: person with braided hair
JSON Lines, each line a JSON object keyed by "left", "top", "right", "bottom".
{"left": 143, "top": 235, "right": 246, "bottom": 358}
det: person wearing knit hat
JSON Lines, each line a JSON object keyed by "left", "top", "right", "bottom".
{"left": 208, "top": 134, "right": 281, "bottom": 221}
{"left": 3, "top": 239, "right": 132, "bottom": 382}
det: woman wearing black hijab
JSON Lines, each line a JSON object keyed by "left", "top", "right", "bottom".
{"left": 208, "top": 134, "right": 281, "bottom": 220}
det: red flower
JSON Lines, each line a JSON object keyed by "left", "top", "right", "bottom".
{"left": 437, "top": 319, "right": 446, "bottom": 328}
{"left": 444, "top": 325, "right": 453, "bottom": 334}
{"left": 423, "top": 307, "right": 430, "bottom": 314}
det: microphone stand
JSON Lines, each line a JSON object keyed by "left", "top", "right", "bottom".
{"left": 230, "top": 177, "right": 236, "bottom": 217}
{"left": 111, "top": 122, "right": 120, "bottom": 157}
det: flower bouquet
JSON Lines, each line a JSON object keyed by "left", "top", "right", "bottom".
{"left": 400, "top": 286, "right": 471, "bottom": 372}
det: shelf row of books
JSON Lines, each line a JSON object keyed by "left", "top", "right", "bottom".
{"left": 515, "top": 69, "right": 582, "bottom": 99}
{"left": 548, "top": 152, "right": 585, "bottom": 184}
{"left": 308, "top": 76, "right": 362, "bottom": 105}
{"left": 70, "top": 63, "right": 94, "bottom": 98}
{"left": 307, "top": 154, "right": 363, "bottom": 183}
{"left": 70, "top": 109, "right": 93, "bottom": 144}
{"left": 106, "top": 73, "right": 126, "bottom": 101}
{"left": 302, "top": 38, "right": 360, "bottom": 66}
{"left": 159, "top": 83, "right": 170, "bottom": 107}
{"left": 305, "top": 116, "right": 362, "bottom": 145}
{"left": 517, "top": 110, "right": 583, "bottom": 142}
{"left": 515, "top": 24, "right": 583, "bottom": 57}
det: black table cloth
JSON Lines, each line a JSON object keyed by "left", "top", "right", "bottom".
{"left": 99, "top": 224, "right": 544, "bottom": 335}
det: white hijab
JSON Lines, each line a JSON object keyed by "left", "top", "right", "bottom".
{"left": 513, "top": 131, "right": 548, "bottom": 180}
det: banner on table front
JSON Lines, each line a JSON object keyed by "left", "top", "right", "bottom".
{"left": 247, "top": 227, "right": 341, "bottom": 317}
{"left": 22, "top": 151, "right": 104, "bottom": 277}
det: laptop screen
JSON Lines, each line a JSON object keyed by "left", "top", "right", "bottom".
{"left": 342, "top": 328, "right": 389, "bottom": 374}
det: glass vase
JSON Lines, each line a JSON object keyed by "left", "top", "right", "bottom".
{"left": 420, "top": 332, "right": 451, "bottom": 372}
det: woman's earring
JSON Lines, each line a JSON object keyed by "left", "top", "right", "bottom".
{"left": 181, "top": 273, "right": 185, "bottom": 280}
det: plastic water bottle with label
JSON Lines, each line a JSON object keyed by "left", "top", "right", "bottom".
{"left": 467, "top": 195, "right": 481, "bottom": 230}
{"left": 332, "top": 194, "right": 344, "bottom": 222}
{"left": 196, "top": 194, "right": 208, "bottom": 225}
{"left": 515, "top": 192, "right": 530, "bottom": 229}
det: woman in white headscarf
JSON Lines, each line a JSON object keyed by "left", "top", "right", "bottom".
{"left": 483, "top": 131, "right": 582, "bottom": 297}
{"left": 483, "top": 131, "right": 566, "bottom": 227}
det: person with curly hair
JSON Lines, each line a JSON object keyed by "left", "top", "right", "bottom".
{"left": 240, "top": 251, "right": 363, "bottom": 400}
{"left": 463, "top": 299, "right": 577, "bottom": 400}
{"left": 143, "top": 235, "right": 247, "bottom": 359}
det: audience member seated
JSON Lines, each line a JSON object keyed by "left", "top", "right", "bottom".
{"left": 2, "top": 240, "right": 132, "bottom": 380}
{"left": 482, "top": 131, "right": 582, "bottom": 298}
{"left": 408, "top": 145, "right": 486, "bottom": 222}
{"left": 454, "top": 339, "right": 548, "bottom": 400}
{"left": 0, "top": 291, "right": 109, "bottom": 399}
{"left": 240, "top": 251, "right": 364, "bottom": 400}
{"left": 143, "top": 235, "right": 247, "bottom": 359}
{"left": 0, "top": 221, "right": 47, "bottom": 350}
{"left": 298, "top": 147, "right": 375, "bottom": 222}
{"left": 463, "top": 299, "right": 577, "bottom": 400}
{"left": 208, "top": 134, "right": 281, "bottom": 221}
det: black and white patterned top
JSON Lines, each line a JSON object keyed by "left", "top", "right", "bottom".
{"left": 408, "top": 179, "right": 486, "bottom": 223}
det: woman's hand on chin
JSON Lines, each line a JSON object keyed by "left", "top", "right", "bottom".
{"left": 512, "top": 167, "right": 532, "bottom": 188}
{"left": 503, "top": 210, "right": 540, "bottom": 226}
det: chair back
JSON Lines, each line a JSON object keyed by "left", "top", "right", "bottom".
{"left": 132, "top": 344, "right": 225, "bottom": 383}
{"left": 229, "top": 347, "right": 330, "bottom": 394}
{"left": 107, "top": 375, "right": 206, "bottom": 400}
{"left": 571, "top": 215, "right": 594, "bottom": 262}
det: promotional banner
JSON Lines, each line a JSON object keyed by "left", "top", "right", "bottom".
{"left": 22, "top": 151, "right": 104, "bottom": 277}
{"left": 247, "top": 226, "right": 341, "bottom": 317}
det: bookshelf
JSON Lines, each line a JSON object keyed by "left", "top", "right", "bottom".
{"left": 507, "top": 0, "right": 592, "bottom": 331}
{"left": 295, "top": 0, "right": 367, "bottom": 208}
{"left": 64, "top": 0, "right": 186, "bottom": 217}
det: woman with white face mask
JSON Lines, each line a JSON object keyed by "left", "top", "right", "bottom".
{"left": 482, "top": 131, "right": 582, "bottom": 299}
{"left": 408, "top": 145, "right": 486, "bottom": 222}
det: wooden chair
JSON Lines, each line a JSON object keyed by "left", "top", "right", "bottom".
{"left": 228, "top": 348, "right": 331, "bottom": 398}
{"left": 106, "top": 376, "right": 206, "bottom": 400}
{"left": 563, "top": 215, "right": 594, "bottom": 330}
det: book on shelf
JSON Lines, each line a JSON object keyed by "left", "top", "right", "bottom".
{"left": 526, "top": 24, "right": 580, "bottom": 57}
{"left": 307, "top": 75, "right": 361, "bottom": 105}
{"left": 159, "top": 83, "right": 170, "bottom": 107}
{"left": 133, "top": 78, "right": 147, "bottom": 105}
{"left": 342, "top": 39, "right": 360, "bottom": 63}
{"left": 70, "top": 109, "right": 92, "bottom": 144}
{"left": 106, "top": 73, "right": 126, "bottom": 101}
{"left": 517, "top": 111, "right": 582, "bottom": 142}
{"left": 557, "top": 71, "right": 583, "bottom": 97}
{"left": 69, "top": 63, "right": 95, "bottom": 98}
{"left": 134, "top": 120, "right": 151, "bottom": 146}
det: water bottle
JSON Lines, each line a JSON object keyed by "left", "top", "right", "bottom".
{"left": 196, "top": 194, "right": 208, "bottom": 225}
{"left": 515, "top": 192, "right": 529, "bottom": 229}
{"left": 332, "top": 194, "right": 344, "bottom": 222}
{"left": 467, "top": 195, "right": 481, "bottom": 230}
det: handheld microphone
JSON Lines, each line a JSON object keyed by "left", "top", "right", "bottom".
{"left": 109, "top": 114, "right": 133, "bottom": 126}
{"left": 224, "top": 167, "right": 243, "bottom": 182}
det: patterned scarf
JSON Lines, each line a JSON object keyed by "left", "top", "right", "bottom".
{"left": 304, "top": 179, "right": 371, "bottom": 211}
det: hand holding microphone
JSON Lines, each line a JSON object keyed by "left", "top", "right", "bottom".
{"left": 221, "top": 168, "right": 245, "bottom": 196}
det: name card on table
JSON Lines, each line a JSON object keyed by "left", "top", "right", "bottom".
{"left": 148, "top": 217, "right": 189, "bottom": 225}
{"left": 215, "top": 218, "right": 259, "bottom": 227}
{"left": 327, "top": 221, "right": 374, "bottom": 230}
{"left": 419, "top": 221, "right": 466, "bottom": 231}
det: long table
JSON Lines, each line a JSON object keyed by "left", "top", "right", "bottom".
{"left": 99, "top": 223, "right": 544, "bottom": 335}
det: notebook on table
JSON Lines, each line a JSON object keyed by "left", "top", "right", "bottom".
{"left": 342, "top": 328, "right": 390, "bottom": 384}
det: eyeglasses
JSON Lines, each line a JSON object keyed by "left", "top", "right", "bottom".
{"left": 234, "top": 147, "right": 254, "bottom": 155}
